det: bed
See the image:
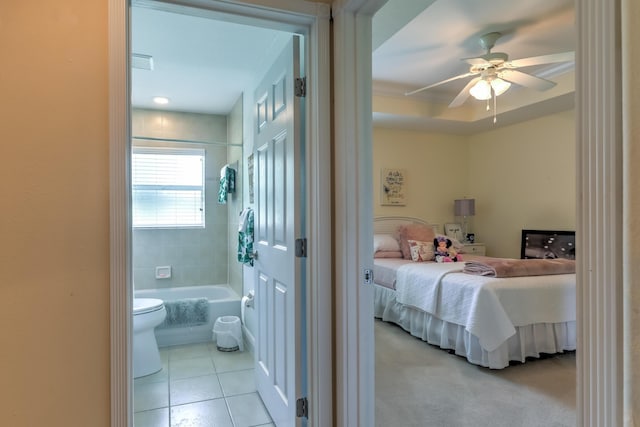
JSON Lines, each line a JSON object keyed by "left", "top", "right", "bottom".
{"left": 373, "top": 216, "right": 576, "bottom": 369}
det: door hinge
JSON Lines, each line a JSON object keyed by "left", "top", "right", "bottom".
{"left": 295, "top": 238, "right": 307, "bottom": 258}
{"left": 364, "top": 268, "right": 374, "bottom": 285}
{"left": 295, "top": 77, "right": 306, "bottom": 97}
{"left": 296, "top": 397, "right": 308, "bottom": 418}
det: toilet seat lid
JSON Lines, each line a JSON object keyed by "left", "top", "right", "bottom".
{"left": 134, "top": 298, "right": 164, "bottom": 315}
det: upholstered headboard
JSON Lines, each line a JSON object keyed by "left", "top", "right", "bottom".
{"left": 373, "top": 216, "right": 440, "bottom": 235}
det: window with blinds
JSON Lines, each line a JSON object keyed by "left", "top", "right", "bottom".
{"left": 132, "top": 147, "right": 205, "bottom": 228}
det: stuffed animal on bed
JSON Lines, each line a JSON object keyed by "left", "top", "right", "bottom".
{"left": 434, "top": 236, "right": 462, "bottom": 263}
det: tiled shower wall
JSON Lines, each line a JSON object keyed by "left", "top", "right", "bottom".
{"left": 132, "top": 108, "right": 239, "bottom": 291}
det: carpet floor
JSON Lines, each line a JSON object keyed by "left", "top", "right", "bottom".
{"left": 375, "top": 319, "right": 576, "bottom": 427}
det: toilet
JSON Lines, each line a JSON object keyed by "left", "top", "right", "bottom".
{"left": 133, "top": 298, "right": 166, "bottom": 378}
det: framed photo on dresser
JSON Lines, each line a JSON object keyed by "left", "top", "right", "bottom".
{"left": 444, "top": 223, "right": 464, "bottom": 243}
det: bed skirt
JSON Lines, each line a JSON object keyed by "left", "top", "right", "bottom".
{"left": 374, "top": 284, "right": 576, "bottom": 369}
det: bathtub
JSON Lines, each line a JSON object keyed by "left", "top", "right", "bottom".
{"left": 135, "top": 284, "right": 241, "bottom": 347}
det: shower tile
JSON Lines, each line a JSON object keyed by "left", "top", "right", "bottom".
{"left": 134, "top": 381, "right": 169, "bottom": 412}
{"left": 217, "top": 369, "right": 256, "bottom": 396}
{"left": 211, "top": 349, "right": 253, "bottom": 373}
{"left": 169, "top": 356, "right": 215, "bottom": 380}
{"left": 226, "top": 393, "right": 272, "bottom": 427}
{"left": 170, "top": 399, "right": 233, "bottom": 427}
{"left": 134, "top": 407, "right": 170, "bottom": 427}
{"left": 170, "top": 374, "right": 224, "bottom": 406}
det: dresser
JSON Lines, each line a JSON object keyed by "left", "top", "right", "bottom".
{"left": 461, "top": 243, "right": 486, "bottom": 256}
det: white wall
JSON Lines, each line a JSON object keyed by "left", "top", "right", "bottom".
{"left": 227, "top": 97, "right": 245, "bottom": 297}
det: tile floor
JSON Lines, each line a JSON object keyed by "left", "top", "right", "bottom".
{"left": 134, "top": 342, "right": 273, "bottom": 427}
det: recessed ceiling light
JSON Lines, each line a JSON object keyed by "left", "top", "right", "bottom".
{"left": 153, "top": 96, "right": 169, "bottom": 105}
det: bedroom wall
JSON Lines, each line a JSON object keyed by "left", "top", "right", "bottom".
{"left": 372, "top": 128, "right": 469, "bottom": 233}
{"left": 467, "top": 110, "right": 576, "bottom": 258}
{"left": 372, "top": 109, "right": 576, "bottom": 259}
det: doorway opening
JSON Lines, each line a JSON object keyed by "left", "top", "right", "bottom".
{"left": 129, "top": 3, "right": 300, "bottom": 425}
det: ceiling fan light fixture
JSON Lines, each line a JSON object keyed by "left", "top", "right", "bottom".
{"left": 469, "top": 80, "right": 492, "bottom": 100}
{"left": 491, "top": 78, "right": 511, "bottom": 96}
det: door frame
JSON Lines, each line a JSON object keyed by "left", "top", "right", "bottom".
{"left": 110, "top": 0, "right": 638, "bottom": 425}
{"left": 108, "top": 1, "right": 331, "bottom": 425}
{"left": 330, "top": 0, "right": 632, "bottom": 425}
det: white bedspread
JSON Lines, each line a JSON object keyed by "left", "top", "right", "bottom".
{"left": 392, "top": 261, "right": 576, "bottom": 352}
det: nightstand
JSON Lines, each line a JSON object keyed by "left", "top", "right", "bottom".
{"left": 461, "top": 243, "right": 486, "bottom": 256}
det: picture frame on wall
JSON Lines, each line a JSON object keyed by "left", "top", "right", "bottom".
{"left": 444, "top": 223, "right": 464, "bottom": 243}
{"left": 521, "top": 229, "right": 576, "bottom": 260}
{"left": 380, "top": 168, "right": 407, "bottom": 206}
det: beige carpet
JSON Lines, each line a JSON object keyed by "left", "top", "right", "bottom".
{"left": 375, "top": 319, "right": 576, "bottom": 427}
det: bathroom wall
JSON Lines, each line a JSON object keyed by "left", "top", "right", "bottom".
{"left": 227, "top": 96, "right": 244, "bottom": 297}
{"left": 132, "top": 108, "right": 235, "bottom": 290}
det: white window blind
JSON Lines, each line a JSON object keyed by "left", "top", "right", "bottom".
{"left": 132, "top": 147, "right": 205, "bottom": 228}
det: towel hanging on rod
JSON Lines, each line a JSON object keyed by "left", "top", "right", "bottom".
{"left": 237, "top": 207, "right": 254, "bottom": 266}
{"left": 218, "top": 164, "right": 236, "bottom": 204}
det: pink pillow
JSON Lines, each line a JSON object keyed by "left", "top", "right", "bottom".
{"left": 396, "top": 224, "right": 436, "bottom": 260}
{"left": 374, "top": 250, "right": 403, "bottom": 259}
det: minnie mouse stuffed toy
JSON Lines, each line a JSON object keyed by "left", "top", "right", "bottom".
{"left": 434, "top": 236, "right": 462, "bottom": 263}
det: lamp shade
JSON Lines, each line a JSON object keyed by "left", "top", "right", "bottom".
{"left": 490, "top": 78, "right": 511, "bottom": 96}
{"left": 469, "top": 80, "right": 491, "bottom": 100}
{"left": 454, "top": 198, "right": 475, "bottom": 216}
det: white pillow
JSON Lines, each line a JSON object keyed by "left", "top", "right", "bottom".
{"left": 373, "top": 234, "right": 400, "bottom": 253}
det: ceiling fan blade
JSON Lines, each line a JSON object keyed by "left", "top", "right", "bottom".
{"left": 404, "top": 72, "right": 478, "bottom": 96}
{"left": 448, "top": 77, "right": 482, "bottom": 108}
{"left": 462, "top": 57, "right": 491, "bottom": 67}
{"left": 499, "top": 69, "right": 557, "bottom": 91}
{"left": 507, "top": 51, "right": 574, "bottom": 68}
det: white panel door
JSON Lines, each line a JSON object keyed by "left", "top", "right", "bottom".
{"left": 254, "top": 36, "right": 304, "bottom": 427}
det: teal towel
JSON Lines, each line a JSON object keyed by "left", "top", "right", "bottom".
{"left": 238, "top": 207, "right": 254, "bottom": 266}
{"left": 218, "top": 165, "right": 236, "bottom": 204}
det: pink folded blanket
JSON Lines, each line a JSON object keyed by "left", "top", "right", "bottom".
{"left": 463, "top": 258, "right": 576, "bottom": 278}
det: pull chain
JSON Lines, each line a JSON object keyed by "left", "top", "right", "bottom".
{"left": 493, "top": 92, "right": 497, "bottom": 124}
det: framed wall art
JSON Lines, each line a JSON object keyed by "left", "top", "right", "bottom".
{"left": 380, "top": 168, "right": 407, "bottom": 206}
{"left": 520, "top": 229, "right": 576, "bottom": 260}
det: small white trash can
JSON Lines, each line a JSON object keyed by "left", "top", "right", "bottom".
{"left": 213, "top": 315, "right": 243, "bottom": 352}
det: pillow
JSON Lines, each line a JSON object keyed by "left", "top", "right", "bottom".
{"left": 373, "top": 234, "right": 401, "bottom": 253}
{"left": 374, "top": 250, "right": 403, "bottom": 259}
{"left": 407, "top": 240, "right": 435, "bottom": 262}
{"left": 396, "top": 223, "right": 436, "bottom": 260}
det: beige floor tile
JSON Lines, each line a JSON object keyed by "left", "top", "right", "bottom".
{"left": 134, "top": 381, "right": 169, "bottom": 412}
{"left": 226, "top": 392, "right": 272, "bottom": 427}
{"left": 169, "top": 343, "right": 211, "bottom": 361}
{"left": 211, "top": 349, "right": 253, "bottom": 373}
{"left": 217, "top": 369, "right": 256, "bottom": 397}
{"left": 170, "top": 374, "right": 224, "bottom": 406}
{"left": 170, "top": 356, "right": 215, "bottom": 380}
{"left": 170, "top": 399, "right": 233, "bottom": 427}
{"left": 134, "top": 407, "right": 169, "bottom": 427}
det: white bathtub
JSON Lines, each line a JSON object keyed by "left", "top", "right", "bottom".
{"left": 135, "top": 284, "right": 241, "bottom": 347}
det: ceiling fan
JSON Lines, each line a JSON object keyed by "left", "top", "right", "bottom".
{"left": 405, "top": 32, "right": 575, "bottom": 108}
